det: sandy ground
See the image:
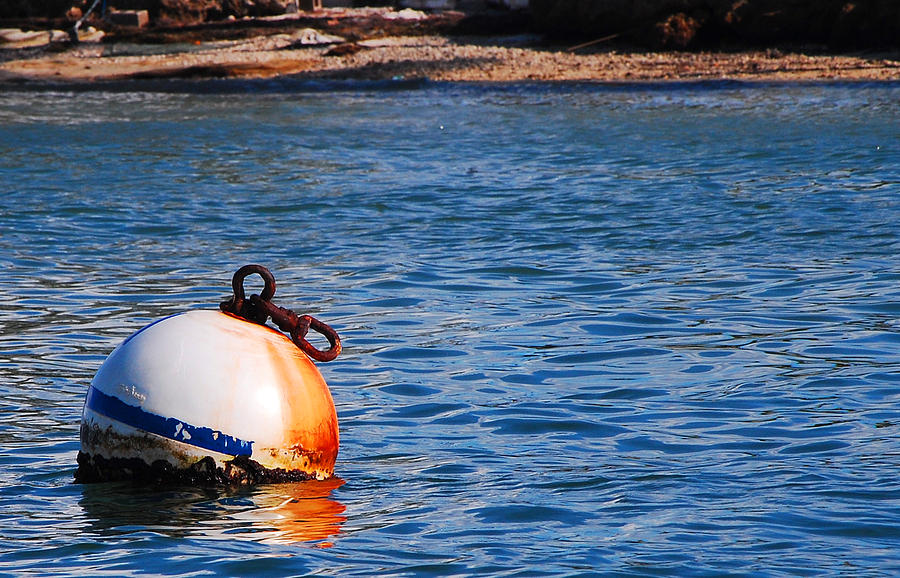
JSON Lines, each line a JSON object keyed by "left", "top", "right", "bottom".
{"left": 1, "top": 12, "right": 899, "bottom": 85}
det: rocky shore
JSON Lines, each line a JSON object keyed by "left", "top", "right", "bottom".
{"left": 1, "top": 6, "right": 898, "bottom": 85}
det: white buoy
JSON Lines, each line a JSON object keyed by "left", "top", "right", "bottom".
{"left": 77, "top": 267, "right": 341, "bottom": 484}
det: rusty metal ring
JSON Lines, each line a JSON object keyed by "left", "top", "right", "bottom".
{"left": 291, "top": 314, "right": 342, "bottom": 362}
{"left": 232, "top": 264, "right": 276, "bottom": 303}
{"left": 221, "top": 265, "right": 342, "bottom": 362}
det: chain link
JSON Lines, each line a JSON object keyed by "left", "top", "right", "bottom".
{"left": 220, "top": 264, "right": 342, "bottom": 362}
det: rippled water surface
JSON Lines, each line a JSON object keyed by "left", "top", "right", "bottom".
{"left": 2, "top": 81, "right": 900, "bottom": 575}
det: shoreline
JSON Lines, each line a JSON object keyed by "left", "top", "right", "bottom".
{"left": 1, "top": 9, "right": 899, "bottom": 86}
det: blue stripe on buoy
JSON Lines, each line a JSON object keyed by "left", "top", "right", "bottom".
{"left": 85, "top": 386, "right": 253, "bottom": 457}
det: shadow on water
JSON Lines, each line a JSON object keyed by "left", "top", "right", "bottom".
{"left": 77, "top": 477, "right": 346, "bottom": 546}
{"left": 3, "top": 76, "right": 898, "bottom": 96}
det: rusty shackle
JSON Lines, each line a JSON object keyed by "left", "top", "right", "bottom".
{"left": 220, "top": 264, "right": 342, "bottom": 362}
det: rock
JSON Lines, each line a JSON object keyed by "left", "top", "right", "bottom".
{"left": 293, "top": 26, "right": 344, "bottom": 44}
{"left": 653, "top": 12, "right": 702, "bottom": 49}
{"left": 108, "top": 9, "right": 150, "bottom": 27}
{"left": 76, "top": 25, "right": 104, "bottom": 42}
{"left": 383, "top": 8, "right": 427, "bottom": 20}
{"left": 324, "top": 41, "right": 364, "bottom": 55}
{"left": 65, "top": 6, "right": 83, "bottom": 21}
{"left": 0, "top": 28, "right": 51, "bottom": 48}
{"left": 281, "top": 27, "right": 344, "bottom": 49}
{"left": 0, "top": 27, "right": 84, "bottom": 47}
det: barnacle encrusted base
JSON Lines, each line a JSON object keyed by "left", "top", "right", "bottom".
{"left": 75, "top": 451, "right": 316, "bottom": 486}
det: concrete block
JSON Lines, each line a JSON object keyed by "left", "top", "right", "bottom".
{"left": 108, "top": 10, "right": 149, "bottom": 27}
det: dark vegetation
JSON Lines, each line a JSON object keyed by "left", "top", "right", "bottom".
{"left": 1, "top": 0, "right": 897, "bottom": 50}
{"left": 530, "top": 0, "right": 900, "bottom": 50}
{"left": 0, "top": 0, "right": 528, "bottom": 45}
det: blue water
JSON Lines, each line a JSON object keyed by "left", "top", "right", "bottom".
{"left": 1, "top": 81, "right": 899, "bottom": 576}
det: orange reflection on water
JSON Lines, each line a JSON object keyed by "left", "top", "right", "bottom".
{"left": 234, "top": 477, "right": 347, "bottom": 546}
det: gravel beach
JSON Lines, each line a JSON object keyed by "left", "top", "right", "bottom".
{"left": 1, "top": 8, "right": 898, "bottom": 84}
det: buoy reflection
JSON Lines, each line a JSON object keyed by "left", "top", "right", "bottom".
{"left": 78, "top": 478, "right": 346, "bottom": 547}
{"left": 229, "top": 477, "right": 346, "bottom": 546}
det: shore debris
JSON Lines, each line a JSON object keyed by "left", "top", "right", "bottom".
{"left": 0, "top": 26, "right": 103, "bottom": 49}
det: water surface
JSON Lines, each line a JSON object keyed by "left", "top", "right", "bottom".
{"left": 1, "top": 81, "right": 900, "bottom": 575}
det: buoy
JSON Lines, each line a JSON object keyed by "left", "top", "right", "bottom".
{"left": 76, "top": 265, "right": 342, "bottom": 485}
